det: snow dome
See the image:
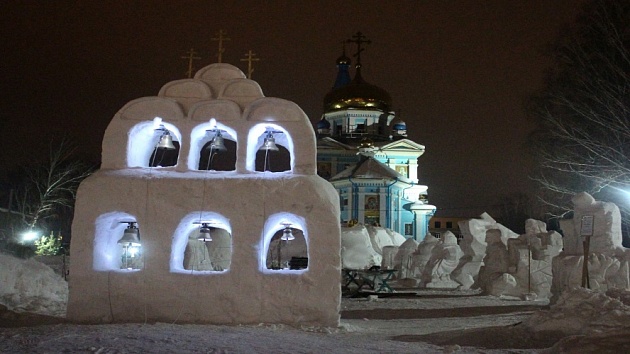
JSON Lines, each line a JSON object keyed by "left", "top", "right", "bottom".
{"left": 67, "top": 63, "right": 341, "bottom": 327}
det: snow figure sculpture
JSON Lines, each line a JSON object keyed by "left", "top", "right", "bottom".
{"left": 394, "top": 238, "right": 419, "bottom": 280}
{"left": 451, "top": 213, "right": 519, "bottom": 289}
{"left": 409, "top": 233, "right": 439, "bottom": 285}
{"left": 479, "top": 219, "right": 563, "bottom": 299}
{"left": 381, "top": 245, "right": 399, "bottom": 270}
{"left": 423, "top": 231, "right": 463, "bottom": 288}
{"left": 67, "top": 64, "right": 341, "bottom": 327}
{"left": 477, "top": 229, "right": 515, "bottom": 295}
{"left": 551, "top": 192, "right": 630, "bottom": 303}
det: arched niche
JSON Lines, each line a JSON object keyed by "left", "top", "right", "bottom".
{"left": 127, "top": 118, "right": 182, "bottom": 168}
{"left": 93, "top": 212, "right": 144, "bottom": 272}
{"left": 259, "top": 213, "right": 308, "bottom": 274}
{"left": 188, "top": 120, "right": 237, "bottom": 171}
{"left": 246, "top": 123, "right": 293, "bottom": 173}
{"left": 170, "top": 212, "right": 232, "bottom": 274}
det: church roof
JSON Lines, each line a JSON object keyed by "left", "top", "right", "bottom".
{"left": 330, "top": 155, "right": 411, "bottom": 183}
{"left": 317, "top": 137, "right": 425, "bottom": 155}
{"left": 323, "top": 69, "right": 392, "bottom": 113}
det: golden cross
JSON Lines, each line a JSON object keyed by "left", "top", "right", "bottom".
{"left": 211, "top": 29, "right": 231, "bottom": 63}
{"left": 181, "top": 48, "right": 201, "bottom": 78}
{"left": 240, "top": 50, "right": 260, "bottom": 79}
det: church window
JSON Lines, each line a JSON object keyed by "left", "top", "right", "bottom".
{"left": 149, "top": 123, "right": 179, "bottom": 167}
{"left": 198, "top": 139, "right": 237, "bottom": 171}
{"left": 93, "top": 212, "right": 144, "bottom": 272}
{"left": 183, "top": 224, "right": 232, "bottom": 272}
{"left": 404, "top": 223, "right": 413, "bottom": 236}
{"left": 248, "top": 125, "right": 292, "bottom": 173}
{"left": 260, "top": 213, "right": 308, "bottom": 274}
{"left": 170, "top": 213, "right": 232, "bottom": 274}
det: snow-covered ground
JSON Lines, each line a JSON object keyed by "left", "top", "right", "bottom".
{"left": 2, "top": 253, "right": 630, "bottom": 353}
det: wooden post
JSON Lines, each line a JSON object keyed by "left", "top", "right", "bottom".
{"left": 580, "top": 216, "right": 594, "bottom": 288}
{"left": 581, "top": 235, "right": 591, "bottom": 288}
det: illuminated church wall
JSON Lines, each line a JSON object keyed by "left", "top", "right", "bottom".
{"left": 67, "top": 64, "right": 341, "bottom": 326}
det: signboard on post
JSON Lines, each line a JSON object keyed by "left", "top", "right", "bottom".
{"left": 580, "top": 215, "right": 594, "bottom": 236}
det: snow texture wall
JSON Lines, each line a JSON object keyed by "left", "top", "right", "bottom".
{"left": 67, "top": 64, "right": 341, "bottom": 326}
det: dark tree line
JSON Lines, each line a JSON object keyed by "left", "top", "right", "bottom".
{"left": 528, "top": 0, "right": 630, "bottom": 243}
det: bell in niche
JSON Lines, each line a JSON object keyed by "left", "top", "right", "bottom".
{"left": 157, "top": 130, "right": 176, "bottom": 150}
{"left": 118, "top": 222, "right": 142, "bottom": 270}
{"left": 209, "top": 130, "right": 227, "bottom": 152}
{"left": 197, "top": 224, "right": 213, "bottom": 242}
{"left": 281, "top": 226, "right": 295, "bottom": 241}
{"left": 259, "top": 132, "right": 279, "bottom": 151}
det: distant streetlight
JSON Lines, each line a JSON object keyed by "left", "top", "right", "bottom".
{"left": 22, "top": 230, "right": 39, "bottom": 242}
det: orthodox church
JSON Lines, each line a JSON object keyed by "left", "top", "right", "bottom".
{"left": 315, "top": 33, "right": 435, "bottom": 241}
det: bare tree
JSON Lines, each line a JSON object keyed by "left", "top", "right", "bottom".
{"left": 12, "top": 139, "right": 94, "bottom": 232}
{"left": 528, "top": 0, "right": 630, "bottom": 229}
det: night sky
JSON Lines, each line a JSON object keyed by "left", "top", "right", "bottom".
{"left": 0, "top": 1, "right": 585, "bottom": 217}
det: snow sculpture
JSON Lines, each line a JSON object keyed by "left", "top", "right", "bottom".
{"left": 551, "top": 192, "right": 630, "bottom": 303}
{"left": 451, "top": 213, "right": 519, "bottom": 289}
{"left": 394, "top": 238, "right": 419, "bottom": 279}
{"left": 340, "top": 224, "right": 382, "bottom": 269}
{"left": 409, "top": 233, "right": 439, "bottom": 284}
{"left": 422, "top": 231, "right": 463, "bottom": 288}
{"left": 340, "top": 224, "right": 406, "bottom": 270}
{"left": 478, "top": 220, "right": 562, "bottom": 299}
{"left": 381, "top": 245, "right": 399, "bottom": 270}
{"left": 67, "top": 64, "right": 341, "bottom": 326}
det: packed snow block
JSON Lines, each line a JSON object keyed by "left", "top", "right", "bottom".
{"left": 67, "top": 173, "right": 341, "bottom": 326}
{"left": 552, "top": 192, "right": 630, "bottom": 303}
{"left": 67, "top": 63, "right": 341, "bottom": 326}
{"left": 452, "top": 213, "right": 519, "bottom": 289}
{"left": 340, "top": 225, "right": 382, "bottom": 269}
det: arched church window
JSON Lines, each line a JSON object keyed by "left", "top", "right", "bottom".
{"left": 93, "top": 213, "right": 144, "bottom": 272}
{"left": 198, "top": 129, "right": 237, "bottom": 171}
{"left": 255, "top": 129, "right": 290, "bottom": 172}
{"left": 265, "top": 223, "right": 308, "bottom": 271}
{"left": 183, "top": 222, "right": 232, "bottom": 272}
{"left": 149, "top": 125, "right": 180, "bottom": 167}
{"left": 170, "top": 213, "right": 232, "bottom": 274}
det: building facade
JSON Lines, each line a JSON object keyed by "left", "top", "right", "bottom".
{"left": 315, "top": 33, "right": 435, "bottom": 240}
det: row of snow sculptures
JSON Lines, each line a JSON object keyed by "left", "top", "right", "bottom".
{"left": 551, "top": 192, "right": 630, "bottom": 303}
{"left": 67, "top": 63, "right": 342, "bottom": 327}
{"left": 388, "top": 231, "right": 462, "bottom": 289}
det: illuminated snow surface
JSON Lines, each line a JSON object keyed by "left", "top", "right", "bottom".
{"left": 2, "top": 255, "right": 630, "bottom": 353}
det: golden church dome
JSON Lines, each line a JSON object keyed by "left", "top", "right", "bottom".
{"left": 324, "top": 70, "right": 392, "bottom": 112}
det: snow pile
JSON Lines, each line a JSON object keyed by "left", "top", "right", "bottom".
{"left": 0, "top": 253, "right": 68, "bottom": 317}
{"left": 525, "top": 287, "right": 630, "bottom": 336}
{"left": 340, "top": 224, "right": 406, "bottom": 269}
{"left": 341, "top": 225, "right": 381, "bottom": 269}
{"left": 367, "top": 225, "right": 405, "bottom": 253}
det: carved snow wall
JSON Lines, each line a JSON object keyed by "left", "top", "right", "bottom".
{"left": 551, "top": 192, "right": 630, "bottom": 303}
{"left": 67, "top": 64, "right": 341, "bottom": 326}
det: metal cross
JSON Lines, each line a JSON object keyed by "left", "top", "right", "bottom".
{"left": 347, "top": 32, "right": 371, "bottom": 66}
{"left": 240, "top": 50, "right": 260, "bottom": 79}
{"left": 211, "top": 29, "right": 231, "bottom": 63}
{"left": 181, "top": 48, "right": 201, "bottom": 78}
